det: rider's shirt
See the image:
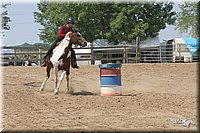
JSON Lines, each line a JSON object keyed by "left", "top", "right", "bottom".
{"left": 58, "top": 24, "right": 71, "bottom": 38}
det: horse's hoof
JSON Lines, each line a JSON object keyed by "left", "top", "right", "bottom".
{"left": 66, "top": 91, "right": 71, "bottom": 94}
{"left": 40, "top": 88, "right": 44, "bottom": 91}
{"left": 54, "top": 92, "right": 58, "bottom": 95}
{"left": 70, "top": 90, "right": 74, "bottom": 93}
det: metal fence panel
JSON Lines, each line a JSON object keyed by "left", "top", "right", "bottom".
{"left": 1, "top": 44, "right": 199, "bottom": 66}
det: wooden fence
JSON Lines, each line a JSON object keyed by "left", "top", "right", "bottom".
{"left": 0, "top": 44, "right": 199, "bottom": 66}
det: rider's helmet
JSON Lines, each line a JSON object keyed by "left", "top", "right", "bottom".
{"left": 67, "top": 17, "right": 76, "bottom": 24}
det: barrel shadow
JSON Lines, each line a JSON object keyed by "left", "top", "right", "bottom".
{"left": 119, "top": 94, "right": 137, "bottom": 97}
{"left": 71, "top": 91, "right": 98, "bottom": 96}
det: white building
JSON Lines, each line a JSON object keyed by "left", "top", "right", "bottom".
{"left": 172, "top": 38, "right": 192, "bottom": 62}
{"left": 167, "top": 38, "right": 198, "bottom": 63}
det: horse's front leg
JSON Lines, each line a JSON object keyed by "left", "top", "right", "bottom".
{"left": 55, "top": 70, "right": 66, "bottom": 95}
{"left": 66, "top": 68, "right": 72, "bottom": 93}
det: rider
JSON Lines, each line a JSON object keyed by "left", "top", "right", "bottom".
{"left": 41, "top": 17, "right": 79, "bottom": 68}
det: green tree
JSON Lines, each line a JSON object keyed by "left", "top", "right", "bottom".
{"left": 175, "top": 1, "right": 198, "bottom": 37}
{"left": 108, "top": 2, "right": 176, "bottom": 43}
{"left": 76, "top": 3, "right": 117, "bottom": 42}
{"left": 34, "top": 2, "right": 176, "bottom": 44}
{"left": 34, "top": 2, "right": 115, "bottom": 43}
{"left": 1, "top": 3, "right": 11, "bottom": 30}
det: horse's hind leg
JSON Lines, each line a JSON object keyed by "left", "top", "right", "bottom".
{"left": 54, "top": 70, "right": 66, "bottom": 95}
{"left": 66, "top": 74, "right": 70, "bottom": 93}
{"left": 66, "top": 69, "right": 71, "bottom": 93}
{"left": 54, "top": 66, "right": 59, "bottom": 94}
{"left": 40, "top": 77, "right": 48, "bottom": 91}
{"left": 40, "top": 65, "right": 51, "bottom": 91}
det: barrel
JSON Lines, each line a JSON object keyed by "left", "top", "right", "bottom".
{"left": 99, "top": 63, "right": 122, "bottom": 96}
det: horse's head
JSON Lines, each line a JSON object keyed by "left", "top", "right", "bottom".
{"left": 69, "top": 31, "right": 87, "bottom": 47}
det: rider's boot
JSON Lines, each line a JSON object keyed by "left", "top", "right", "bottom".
{"left": 73, "top": 62, "right": 79, "bottom": 69}
{"left": 71, "top": 49, "right": 79, "bottom": 69}
{"left": 71, "top": 58, "right": 79, "bottom": 69}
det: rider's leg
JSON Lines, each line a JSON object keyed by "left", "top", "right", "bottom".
{"left": 71, "top": 48, "right": 79, "bottom": 69}
{"left": 41, "top": 37, "right": 62, "bottom": 67}
{"left": 44, "top": 37, "right": 63, "bottom": 59}
{"left": 45, "top": 43, "right": 57, "bottom": 58}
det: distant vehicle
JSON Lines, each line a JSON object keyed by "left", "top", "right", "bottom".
{"left": 0, "top": 49, "right": 22, "bottom": 66}
{"left": 0, "top": 56, "right": 23, "bottom": 66}
{"left": 0, "top": 49, "right": 14, "bottom": 66}
{"left": 0, "top": 57, "right": 14, "bottom": 66}
{"left": 0, "top": 49, "right": 15, "bottom": 55}
{"left": 23, "top": 60, "right": 39, "bottom": 66}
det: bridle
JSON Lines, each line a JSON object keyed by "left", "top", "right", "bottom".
{"left": 66, "top": 32, "right": 81, "bottom": 45}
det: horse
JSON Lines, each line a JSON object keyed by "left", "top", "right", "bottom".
{"left": 40, "top": 31, "right": 87, "bottom": 95}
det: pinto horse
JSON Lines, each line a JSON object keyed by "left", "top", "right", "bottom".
{"left": 40, "top": 31, "right": 87, "bottom": 95}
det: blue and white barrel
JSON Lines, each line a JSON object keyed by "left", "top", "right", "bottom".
{"left": 99, "top": 63, "right": 122, "bottom": 96}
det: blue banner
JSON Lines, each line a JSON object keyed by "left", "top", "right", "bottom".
{"left": 183, "top": 38, "right": 199, "bottom": 54}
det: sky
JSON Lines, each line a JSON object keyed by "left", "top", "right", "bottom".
{"left": 1, "top": 0, "right": 190, "bottom": 46}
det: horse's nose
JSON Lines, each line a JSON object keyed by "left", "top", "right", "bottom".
{"left": 84, "top": 42, "right": 87, "bottom": 46}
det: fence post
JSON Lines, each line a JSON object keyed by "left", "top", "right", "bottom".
{"left": 90, "top": 43, "right": 95, "bottom": 65}
{"left": 14, "top": 48, "right": 17, "bottom": 66}
{"left": 159, "top": 44, "right": 162, "bottom": 63}
{"left": 38, "top": 48, "right": 42, "bottom": 66}
{"left": 123, "top": 46, "right": 125, "bottom": 63}
{"left": 123, "top": 45, "right": 127, "bottom": 63}
{"left": 179, "top": 44, "right": 181, "bottom": 62}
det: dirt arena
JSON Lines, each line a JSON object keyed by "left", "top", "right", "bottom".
{"left": 2, "top": 63, "right": 199, "bottom": 132}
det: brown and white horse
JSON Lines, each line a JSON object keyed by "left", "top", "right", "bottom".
{"left": 40, "top": 31, "right": 87, "bottom": 95}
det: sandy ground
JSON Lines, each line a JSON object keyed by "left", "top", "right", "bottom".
{"left": 1, "top": 63, "right": 199, "bottom": 132}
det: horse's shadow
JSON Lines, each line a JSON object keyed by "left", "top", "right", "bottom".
{"left": 70, "top": 90, "right": 137, "bottom": 97}
{"left": 71, "top": 90, "right": 98, "bottom": 96}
